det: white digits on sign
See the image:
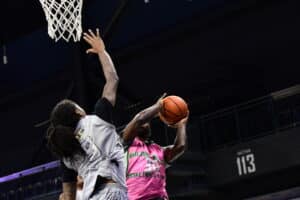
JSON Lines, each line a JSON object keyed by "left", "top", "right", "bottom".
{"left": 237, "top": 153, "right": 256, "bottom": 176}
{"left": 246, "top": 154, "right": 256, "bottom": 173}
{"left": 237, "top": 157, "right": 242, "bottom": 176}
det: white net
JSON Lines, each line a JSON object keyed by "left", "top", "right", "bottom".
{"left": 39, "top": 0, "right": 83, "bottom": 42}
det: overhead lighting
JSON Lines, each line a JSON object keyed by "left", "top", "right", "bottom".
{"left": 2, "top": 45, "right": 7, "bottom": 65}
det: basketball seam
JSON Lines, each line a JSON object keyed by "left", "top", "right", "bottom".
{"left": 169, "top": 97, "right": 185, "bottom": 116}
{"left": 163, "top": 108, "right": 182, "bottom": 118}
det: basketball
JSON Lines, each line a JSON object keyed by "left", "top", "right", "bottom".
{"left": 159, "top": 95, "right": 189, "bottom": 125}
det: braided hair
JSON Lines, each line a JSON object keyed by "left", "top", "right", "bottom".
{"left": 46, "top": 99, "right": 85, "bottom": 159}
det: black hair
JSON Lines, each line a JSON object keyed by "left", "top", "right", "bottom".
{"left": 46, "top": 100, "right": 85, "bottom": 159}
{"left": 50, "top": 99, "right": 81, "bottom": 127}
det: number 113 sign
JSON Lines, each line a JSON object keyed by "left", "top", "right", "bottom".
{"left": 236, "top": 149, "right": 256, "bottom": 176}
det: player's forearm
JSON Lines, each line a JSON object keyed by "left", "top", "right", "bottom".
{"left": 98, "top": 50, "right": 119, "bottom": 106}
{"left": 98, "top": 50, "right": 119, "bottom": 83}
{"left": 164, "top": 125, "right": 187, "bottom": 163}
{"left": 173, "top": 124, "right": 187, "bottom": 151}
{"left": 62, "top": 182, "right": 76, "bottom": 200}
{"left": 123, "top": 103, "right": 160, "bottom": 142}
{"left": 136, "top": 103, "right": 161, "bottom": 126}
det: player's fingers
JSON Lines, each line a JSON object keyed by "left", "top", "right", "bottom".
{"left": 83, "top": 34, "right": 92, "bottom": 43}
{"left": 177, "top": 112, "right": 189, "bottom": 124}
{"left": 83, "top": 32, "right": 94, "bottom": 41}
{"left": 88, "top": 29, "right": 97, "bottom": 38}
{"left": 96, "top": 28, "right": 100, "bottom": 37}
{"left": 160, "top": 93, "right": 167, "bottom": 99}
{"left": 186, "top": 110, "right": 190, "bottom": 117}
{"left": 83, "top": 35, "right": 94, "bottom": 45}
{"left": 86, "top": 48, "right": 96, "bottom": 54}
{"left": 157, "top": 93, "right": 167, "bottom": 102}
{"left": 157, "top": 93, "right": 167, "bottom": 106}
{"left": 167, "top": 123, "right": 177, "bottom": 128}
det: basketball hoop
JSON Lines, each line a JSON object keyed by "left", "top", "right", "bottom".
{"left": 39, "top": 0, "right": 83, "bottom": 42}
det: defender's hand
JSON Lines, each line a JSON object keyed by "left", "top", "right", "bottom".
{"left": 83, "top": 28, "right": 105, "bottom": 54}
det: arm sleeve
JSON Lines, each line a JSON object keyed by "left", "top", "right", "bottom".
{"left": 93, "top": 98, "right": 113, "bottom": 124}
{"left": 61, "top": 161, "right": 77, "bottom": 182}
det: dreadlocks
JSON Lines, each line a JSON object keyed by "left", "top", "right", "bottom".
{"left": 46, "top": 99, "right": 85, "bottom": 159}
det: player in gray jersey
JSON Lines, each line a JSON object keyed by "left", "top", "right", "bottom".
{"left": 47, "top": 29, "right": 127, "bottom": 200}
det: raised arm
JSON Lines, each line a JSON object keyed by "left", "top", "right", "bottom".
{"left": 122, "top": 94, "right": 165, "bottom": 143}
{"left": 164, "top": 114, "right": 189, "bottom": 163}
{"left": 83, "top": 29, "right": 119, "bottom": 106}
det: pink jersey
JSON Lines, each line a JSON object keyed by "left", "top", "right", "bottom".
{"left": 126, "top": 137, "right": 168, "bottom": 200}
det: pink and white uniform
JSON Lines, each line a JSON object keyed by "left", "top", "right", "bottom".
{"left": 126, "top": 137, "right": 168, "bottom": 200}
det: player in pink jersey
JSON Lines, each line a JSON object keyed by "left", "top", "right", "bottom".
{"left": 122, "top": 95, "right": 188, "bottom": 200}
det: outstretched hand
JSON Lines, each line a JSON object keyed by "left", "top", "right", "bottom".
{"left": 83, "top": 29, "right": 105, "bottom": 54}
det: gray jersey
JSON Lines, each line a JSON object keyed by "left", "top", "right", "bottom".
{"left": 63, "top": 115, "right": 127, "bottom": 199}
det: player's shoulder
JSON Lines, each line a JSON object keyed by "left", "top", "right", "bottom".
{"left": 149, "top": 141, "right": 165, "bottom": 152}
{"left": 81, "top": 115, "right": 114, "bottom": 127}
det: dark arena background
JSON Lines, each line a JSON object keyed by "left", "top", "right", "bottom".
{"left": 1, "top": 0, "right": 300, "bottom": 199}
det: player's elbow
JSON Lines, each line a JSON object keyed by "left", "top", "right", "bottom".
{"left": 113, "top": 77, "right": 119, "bottom": 90}
{"left": 177, "top": 143, "right": 186, "bottom": 153}
{"left": 175, "top": 141, "right": 187, "bottom": 153}
{"left": 110, "top": 73, "right": 119, "bottom": 86}
{"left": 114, "top": 73, "right": 119, "bottom": 83}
